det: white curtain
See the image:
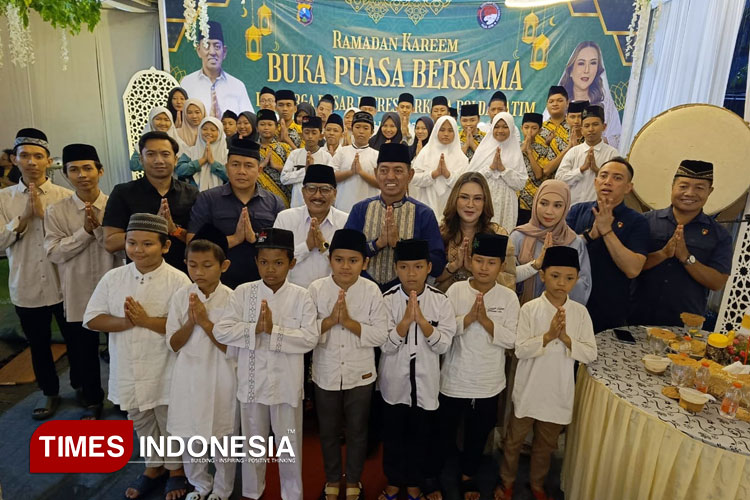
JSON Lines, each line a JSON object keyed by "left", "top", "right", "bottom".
{"left": 0, "top": 9, "right": 160, "bottom": 193}
{"left": 620, "top": 0, "right": 745, "bottom": 154}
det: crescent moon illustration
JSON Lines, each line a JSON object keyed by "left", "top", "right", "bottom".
{"left": 513, "top": 49, "right": 519, "bottom": 60}
{"left": 549, "top": 16, "right": 556, "bottom": 27}
{"left": 273, "top": 40, "right": 280, "bottom": 51}
{"left": 241, "top": 7, "right": 248, "bottom": 17}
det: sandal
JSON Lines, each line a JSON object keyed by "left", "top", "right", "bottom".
{"left": 185, "top": 493, "right": 204, "bottom": 500}
{"left": 345, "top": 482, "right": 364, "bottom": 500}
{"left": 408, "top": 493, "right": 425, "bottom": 500}
{"left": 320, "top": 482, "right": 339, "bottom": 500}
{"left": 165, "top": 474, "right": 191, "bottom": 500}
{"left": 123, "top": 473, "right": 164, "bottom": 499}
{"left": 32, "top": 395, "right": 60, "bottom": 420}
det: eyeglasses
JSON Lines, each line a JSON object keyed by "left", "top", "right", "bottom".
{"left": 302, "top": 185, "right": 335, "bottom": 195}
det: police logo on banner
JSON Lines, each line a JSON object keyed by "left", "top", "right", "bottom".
{"left": 297, "top": 1, "right": 313, "bottom": 26}
{"left": 477, "top": 2, "right": 501, "bottom": 29}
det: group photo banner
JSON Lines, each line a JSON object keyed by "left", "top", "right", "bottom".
{"left": 162, "top": 0, "right": 636, "bottom": 146}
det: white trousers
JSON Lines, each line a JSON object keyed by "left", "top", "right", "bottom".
{"left": 240, "top": 402, "right": 303, "bottom": 500}
{"left": 182, "top": 446, "right": 236, "bottom": 499}
{"left": 128, "top": 405, "right": 180, "bottom": 471}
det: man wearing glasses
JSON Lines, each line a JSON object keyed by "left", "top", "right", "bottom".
{"left": 274, "top": 164, "right": 348, "bottom": 287}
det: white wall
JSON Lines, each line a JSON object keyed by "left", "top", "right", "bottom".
{"left": 0, "top": 9, "right": 160, "bottom": 193}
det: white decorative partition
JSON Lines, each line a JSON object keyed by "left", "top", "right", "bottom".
{"left": 122, "top": 67, "right": 179, "bottom": 163}
{"left": 716, "top": 201, "right": 750, "bottom": 332}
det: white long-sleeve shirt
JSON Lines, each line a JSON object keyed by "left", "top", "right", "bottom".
{"left": 273, "top": 206, "right": 349, "bottom": 288}
{"left": 441, "top": 280, "right": 519, "bottom": 399}
{"left": 379, "top": 284, "right": 456, "bottom": 411}
{"left": 309, "top": 276, "right": 389, "bottom": 391}
{"left": 475, "top": 158, "right": 528, "bottom": 232}
{"left": 280, "top": 147, "right": 333, "bottom": 208}
{"left": 513, "top": 293, "right": 597, "bottom": 425}
{"left": 44, "top": 192, "right": 123, "bottom": 322}
{"left": 555, "top": 140, "right": 619, "bottom": 206}
{"left": 180, "top": 69, "right": 253, "bottom": 116}
{"left": 166, "top": 283, "right": 237, "bottom": 439}
{"left": 213, "top": 279, "right": 319, "bottom": 407}
{"left": 83, "top": 261, "right": 191, "bottom": 412}
{"left": 331, "top": 145, "right": 379, "bottom": 213}
{"left": 0, "top": 180, "right": 72, "bottom": 308}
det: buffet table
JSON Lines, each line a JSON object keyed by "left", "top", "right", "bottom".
{"left": 561, "top": 326, "right": 750, "bottom": 500}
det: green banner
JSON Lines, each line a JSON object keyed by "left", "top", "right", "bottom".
{"left": 164, "top": 0, "right": 635, "bottom": 147}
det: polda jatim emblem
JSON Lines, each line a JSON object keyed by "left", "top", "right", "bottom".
{"left": 297, "top": 1, "right": 313, "bottom": 26}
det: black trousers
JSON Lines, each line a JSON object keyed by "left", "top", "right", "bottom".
{"left": 438, "top": 393, "right": 499, "bottom": 478}
{"left": 15, "top": 304, "right": 103, "bottom": 404}
{"left": 382, "top": 403, "right": 438, "bottom": 488}
{"left": 315, "top": 383, "right": 373, "bottom": 483}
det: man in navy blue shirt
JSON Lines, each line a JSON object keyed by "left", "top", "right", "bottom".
{"left": 631, "top": 160, "right": 731, "bottom": 327}
{"left": 345, "top": 142, "right": 446, "bottom": 291}
{"left": 187, "top": 138, "right": 285, "bottom": 288}
{"left": 567, "top": 157, "right": 650, "bottom": 332}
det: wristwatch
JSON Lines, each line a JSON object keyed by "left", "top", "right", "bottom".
{"left": 583, "top": 228, "right": 594, "bottom": 243}
{"left": 683, "top": 254, "right": 696, "bottom": 266}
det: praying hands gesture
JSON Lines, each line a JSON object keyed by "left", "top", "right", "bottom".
{"left": 256, "top": 299, "right": 274, "bottom": 334}
{"left": 351, "top": 152, "right": 368, "bottom": 178}
{"left": 376, "top": 206, "right": 399, "bottom": 250}
{"left": 463, "top": 292, "right": 494, "bottom": 336}
{"left": 672, "top": 224, "right": 690, "bottom": 263}
{"left": 19, "top": 183, "right": 44, "bottom": 232}
{"left": 415, "top": 139, "right": 425, "bottom": 157}
{"left": 396, "top": 290, "right": 434, "bottom": 338}
{"left": 306, "top": 151, "right": 314, "bottom": 167}
{"left": 570, "top": 126, "right": 582, "bottom": 146}
{"left": 463, "top": 127, "right": 477, "bottom": 152}
{"left": 306, "top": 217, "right": 327, "bottom": 252}
{"left": 157, "top": 198, "right": 177, "bottom": 234}
{"left": 580, "top": 148, "right": 596, "bottom": 173}
{"left": 279, "top": 118, "right": 291, "bottom": 143}
{"left": 188, "top": 293, "right": 212, "bottom": 332}
{"left": 401, "top": 115, "right": 411, "bottom": 141}
{"left": 201, "top": 143, "right": 214, "bottom": 166}
{"left": 322, "top": 290, "right": 361, "bottom": 335}
{"left": 228, "top": 207, "right": 255, "bottom": 248}
{"left": 83, "top": 202, "right": 101, "bottom": 235}
{"left": 123, "top": 296, "right": 165, "bottom": 334}
{"left": 591, "top": 197, "right": 615, "bottom": 238}
{"left": 490, "top": 147, "right": 505, "bottom": 172}
{"left": 544, "top": 306, "right": 567, "bottom": 346}
{"left": 532, "top": 233, "right": 554, "bottom": 270}
{"left": 432, "top": 153, "right": 451, "bottom": 179}
{"left": 446, "top": 237, "right": 470, "bottom": 274}
{"left": 521, "top": 134, "right": 532, "bottom": 155}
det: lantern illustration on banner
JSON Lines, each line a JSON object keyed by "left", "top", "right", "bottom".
{"left": 245, "top": 0, "right": 262, "bottom": 61}
{"left": 258, "top": 2, "right": 272, "bottom": 35}
{"left": 530, "top": 33, "right": 550, "bottom": 70}
{"left": 522, "top": 11, "right": 539, "bottom": 43}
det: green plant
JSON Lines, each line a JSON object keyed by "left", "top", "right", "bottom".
{"left": 1, "top": 0, "right": 101, "bottom": 34}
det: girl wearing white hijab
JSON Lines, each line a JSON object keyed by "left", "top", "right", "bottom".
{"left": 177, "top": 98, "right": 206, "bottom": 147}
{"left": 468, "top": 112, "right": 528, "bottom": 231}
{"left": 411, "top": 116, "right": 469, "bottom": 219}
{"left": 129, "top": 106, "right": 187, "bottom": 172}
{"left": 176, "top": 116, "right": 228, "bottom": 191}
